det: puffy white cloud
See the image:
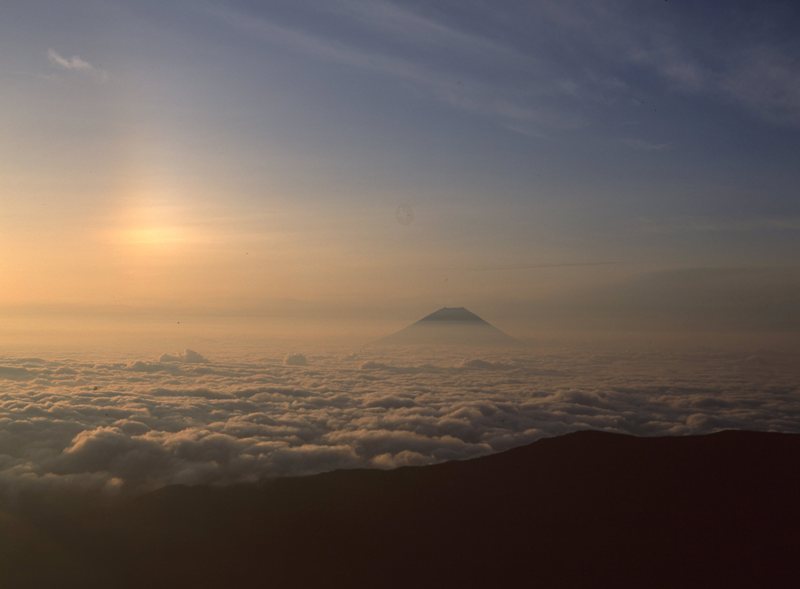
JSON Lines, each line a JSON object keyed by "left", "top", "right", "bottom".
{"left": 363, "top": 395, "right": 416, "bottom": 409}
{"left": 159, "top": 349, "right": 209, "bottom": 364}
{"left": 126, "top": 360, "right": 178, "bottom": 373}
{"left": 284, "top": 353, "right": 308, "bottom": 366}
{"left": 371, "top": 450, "right": 430, "bottom": 469}
{"left": 0, "top": 346, "right": 797, "bottom": 494}
{"left": 459, "top": 358, "right": 511, "bottom": 370}
{"left": 0, "top": 366, "right": 33, "bottom": 380}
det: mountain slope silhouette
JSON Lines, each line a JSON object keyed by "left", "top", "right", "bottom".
{"left": 3, "top": 430, "right": 799, "bottom": 588}
{"left": 380, "top": 306, "right": 516, "bottom": 346}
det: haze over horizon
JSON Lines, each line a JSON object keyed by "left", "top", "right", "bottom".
{"left": 2, "top": 0, "right": 800, "bottom": 352}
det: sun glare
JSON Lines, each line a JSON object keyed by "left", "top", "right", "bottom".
{"left": 113, "top": 200, "right": 192, "bottom": 249}
{"left": 122, "top": 224, "right": 186, "bottom": 247}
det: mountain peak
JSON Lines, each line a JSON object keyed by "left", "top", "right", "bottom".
{"left": 378, "top": 306, "right": 517, "bottom": 347}
{"left": 417, "top": 307, "right": 486, "bottom": 323}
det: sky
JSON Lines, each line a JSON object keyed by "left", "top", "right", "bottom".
{"left": 1, "top": 0, "right": 799, "bottom": 347}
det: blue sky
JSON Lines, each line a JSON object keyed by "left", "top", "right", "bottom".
{"left": 1, "top": 0, "right": 799, "bottom": 338}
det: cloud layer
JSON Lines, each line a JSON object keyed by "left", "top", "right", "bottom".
{"left": 0, "top": 346, "right": 798, "bottom": 494}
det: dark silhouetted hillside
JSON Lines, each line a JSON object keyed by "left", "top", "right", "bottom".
{"left": 2, "top": 430, "right": 799, "bottom": 588}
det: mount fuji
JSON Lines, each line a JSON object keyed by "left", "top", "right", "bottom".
{"left": 378, "top": 307, "right": 517, "bottom": 347}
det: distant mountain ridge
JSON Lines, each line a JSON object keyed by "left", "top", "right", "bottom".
{"left": 379, "top": 306, "right": 517, "bottom": 346}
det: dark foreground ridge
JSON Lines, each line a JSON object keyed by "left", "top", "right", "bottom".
{"left": 3, "top": 430, "right": 800, "bottom": 588}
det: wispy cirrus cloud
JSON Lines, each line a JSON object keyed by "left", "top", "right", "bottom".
{"left": 621, "top": 138, "right": 671, "bottom": 152}
{"left": 638, "top": 215, "right": 800, "bottom": 234}
{"left": 47, "top": 48, "right": 107, "bottom": 81}
{"left": 202, "top": 2, "right": 589, "bottom": 135}
{"left": 201, "top": 0, "right": 800, "bottom": 140}
{"left": 317, "top": 0, "right": 526, "bottom": 62}
{"left": 537, "top": 1, "right": 800, "bottom": 128}
{"left": 721, "top": 47, "right": 800, "bottom": 127}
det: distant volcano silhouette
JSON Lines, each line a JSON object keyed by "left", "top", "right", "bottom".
{"left": 379, "top": 307, "right": 517, "bottom": 347}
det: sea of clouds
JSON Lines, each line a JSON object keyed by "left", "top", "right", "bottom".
{"left": 0, "top": 346, "right": 798, "bottom": 494}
